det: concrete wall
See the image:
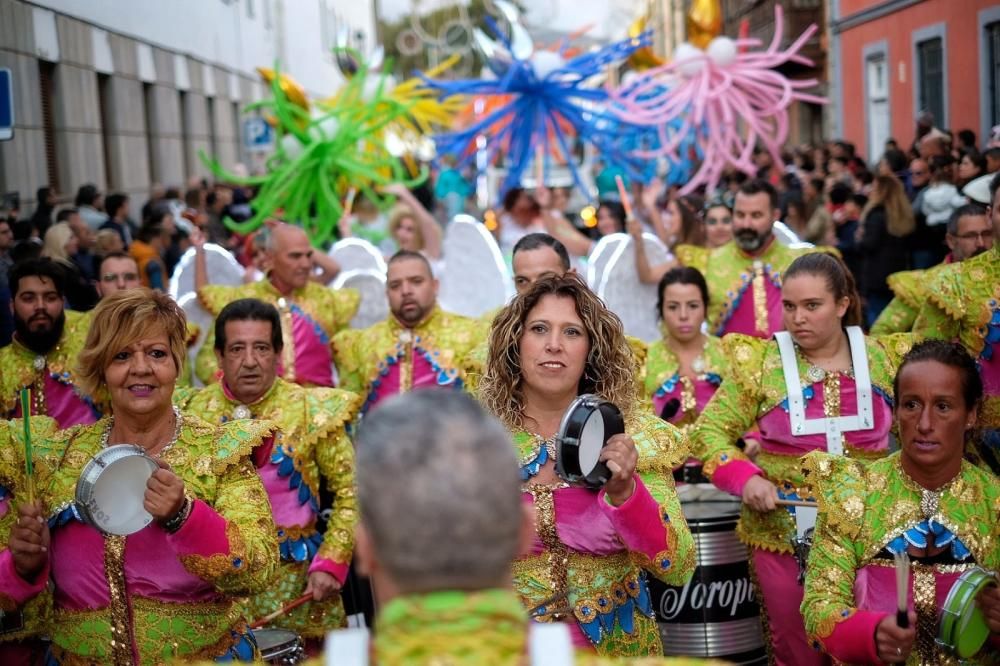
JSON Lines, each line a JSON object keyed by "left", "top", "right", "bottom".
{"left": 0, "top": 0, "right": 376, "bottom": 210}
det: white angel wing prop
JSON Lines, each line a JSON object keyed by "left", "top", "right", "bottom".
{"left": 597, "top": 232, "right": 671, "bottom": 342}
{"left": 438, "top": 215, "right": 514, "bottom": 317}
{"left": 327, "top": 238, "right": 388, "bottom": 275}
{"left": 332, "top": 268, "right": 389, "bottom": 330}
{"left": 168, "top": 244, "right": 245, "bottom": 299}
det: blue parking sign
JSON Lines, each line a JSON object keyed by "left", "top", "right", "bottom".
{"left": 243, "top": 116, "right": 272, "bottom": 151}
{"left": 0, "top": 69, "right": 13, "bottom": 141}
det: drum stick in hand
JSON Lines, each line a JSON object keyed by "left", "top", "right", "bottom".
{"left": 250, "top": 592, "right": 313, "bottom": 629}
{"left": 20, "top": 389, "right": 35, "bottom": 504}
{"left": 774, "top": 498, "right": 817, "bottom": 508}
{"left": 615, "top": 175, "right": 633, "bottom": 220}
{"left": 893, "top": 551, "right": 910, "bottom": 628}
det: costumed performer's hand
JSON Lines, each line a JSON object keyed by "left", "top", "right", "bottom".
{"left": 977, "top": 584, "right": 1000, "bottom": 633}
{"left": 741, "top": 475, "right": 778, "bottom": 512}
{"left": 875, "top": 611, "right": 916, "bottom": 663}
{"left": 189, "top": 226, "right": 205, "bottom": 250}
{"left": 305, "top": 571, "right": 342, "bottom": 602}
{"left": 742, "top": 437, "right": 762, "bottom": 460}
{"left": 145, "top": 458, "right": 186, "bottom": 523}
{"left": 601, "top": 433, "right": 639, "bottom": 506}
{"left": 9, "top": 501, "right": 49, "bottom": 581}
{"left": 627, "top": 217, "right": 644, "bottom": 240}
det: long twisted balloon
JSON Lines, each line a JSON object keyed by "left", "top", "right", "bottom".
{"left": 422, "top": 18, "right": 653, "bottom": 200}
{"left": 610, "top": 4, "right": 826, "bottom": 194}
{"left": 200, "top": 62, "right": 423, "bottom": 246}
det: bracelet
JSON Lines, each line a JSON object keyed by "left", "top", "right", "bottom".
{"left": 162, "top": 495, "right": 192, "bottom": 534}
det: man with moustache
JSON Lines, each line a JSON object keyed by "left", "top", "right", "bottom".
{"left": 175, "top": 298, "right": 360, "bottom": 644}
{"left": 194, "top": 223, "right": 358, "bottom": 387}
{"left": 674, "top": 179, "right": 826, "bottom": 338}
{"left": 915, "top": 173, "right": 1000, "bottom": 474}
{"left": 872, "top": 203, "right": 993, "bottom": 334}
{"left": 333, "top": 250, "right": 480, "bottom": 416}
{"left": 0, "top": 259, "right": 98, "bottom": 427}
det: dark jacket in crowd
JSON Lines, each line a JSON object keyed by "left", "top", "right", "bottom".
{"left": 858, "top": 204, "right": 911, "bottom": 299}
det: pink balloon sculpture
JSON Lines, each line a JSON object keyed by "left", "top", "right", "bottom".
{"left": 609, "top": 5, "right": 827, "bottom": 195}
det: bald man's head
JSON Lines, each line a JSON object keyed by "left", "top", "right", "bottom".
{"left": 266, "top": 223, "right": 313, "bottom": 291}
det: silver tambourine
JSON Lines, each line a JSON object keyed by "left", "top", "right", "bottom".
{"left": 555, "top": 394, "right": 624, "bottom": 489}
{"left": 75, "top": 444, "right": 159, "bottom": 536}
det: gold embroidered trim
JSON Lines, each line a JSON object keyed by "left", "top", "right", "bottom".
{"left": 277, "top": 300, "right": 296, "bottom": 384}
{"left": 752, "top": 261, "right": 768, "bottom": 335}
{"left": 104, "top": 535, "right": 132, "bottom": 666}
{"left": 525, "top": 484, "right": 569, "bottom": 621}
{"left": 912, "top": 563, "right": 939, "bottom": 664}
{"left": 400, "top": 333, "right": 413, "bottom": 394}
{"left": 179, "top": 522, "right": 249, "bottom": 581}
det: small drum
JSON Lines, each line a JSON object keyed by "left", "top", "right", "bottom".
{"left": 555, "top": 394, "right": 623, "bottom": 489}
{"left": 937, "top": 566, "right": 998, "bottom": 659}
{"left": 255, "top": 628, "right": 305, "bottom": 664}
{"left": 75, "top": 444, "right": 159, "bottom": 536}
{"left": 647, "top": 502, "right": 767, "bottom": 665}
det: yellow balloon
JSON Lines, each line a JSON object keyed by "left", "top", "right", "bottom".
{"left": 627, "top": 16, "right": 666, "bottom": 70}
{"left": 687, "top": 0, "right": 722, "bottom": 50}
{"left": 256, "top": 67, "right": 311, "bottom": 115}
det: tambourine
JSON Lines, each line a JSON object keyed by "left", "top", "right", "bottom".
{"left": 937, "top": 566, "right": 998, "bottom": 659}
{"left": 75, "top": 444, "right": 159, "bottom": 536}
{"left": 555, "top": 394, "right": 624, "bottom": 489}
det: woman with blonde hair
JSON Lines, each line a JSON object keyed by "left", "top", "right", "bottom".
{"left": 478, "top": 273, "right": 694, "bottom": 657}
{"left": 858, "top": 174, "right": 915, "bottom": 326}
{"left": 1, "top": 289, "right": 278, "bottom": 663}
{"left": 41, "top": 221, "right": 97, "bottom": 310}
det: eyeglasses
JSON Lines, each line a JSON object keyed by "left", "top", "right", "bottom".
{"left": 100, "top": 272, "right": 139, "bottom": 283}
{"left": 952, "top": 230, "right": 993, "bottom": 242}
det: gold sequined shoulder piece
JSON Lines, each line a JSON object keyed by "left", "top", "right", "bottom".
{"left": 923, "top": 261, "right": 967, "bottom": 321}
{"left": 626, "top": 410, "right": 690, "bottom": 472}
{"left": 181, "top": 413, "right": 276, "bottom": 474}
{"left": 801, "top": 451, "right": 867, "bottom": 540}
{"left": 720, "top": 333, "right": 769, "bottom": 392}
{"left": 675, "top": 244, "right": 709, "bottom": 272}
{"left": 886, "top": 270, "right": 927, "bottom": 309}
{"left": 196, "top": 284, "right": 241, "bottom": 315}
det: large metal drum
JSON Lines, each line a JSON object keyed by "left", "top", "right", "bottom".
{"left": 647, "top": 501, "right": 767, "bottom": 665}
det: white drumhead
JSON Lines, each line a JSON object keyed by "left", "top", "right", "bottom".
{"left": 91, "top": 455, "right": 157, "bottom": 535}
{"left": 579, "top": 410, "right": 606, "bottom": 475}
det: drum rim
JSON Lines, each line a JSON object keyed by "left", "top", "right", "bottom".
{"left": 555, "top": 394, "right": 623, "bottom": 488}
{"left": 74, "top": 444, "right": 158, "bottom": 536}
{"left": 938, "top": 566, "right": 996, "bottom": 657}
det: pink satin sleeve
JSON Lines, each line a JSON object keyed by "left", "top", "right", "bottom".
{"left": 0, "top": 549, "right": 48, "bottom": 606}
{"left": 821, "top": 610, "right": 885, "bottom": 664}
{"left": 166, "top": 499, "right": 231, "bottom": 559}
{"left": 307, "top": 556, "right": 349, "bottom": 585}
{"left": 709, "top": 458, "right": 763, "bottom": 497}
{"left": 596, "top": 477, "right": 666, "bottom": 560}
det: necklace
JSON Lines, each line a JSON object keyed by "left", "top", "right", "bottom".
{"left": 532, "top": 434, "right": 558, "bottom": 462}
{"left": 795, "top": 341, "right": 853, "bottom": 383}
{"left": 101, "top": 406, "right": 183, "bottom": 457}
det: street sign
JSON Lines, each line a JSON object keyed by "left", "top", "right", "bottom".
{"left": 243, "top": 116, "right": 272, "bottom": 151}
{"left": 0, "top": 68, "right": 13, "bottom": 141}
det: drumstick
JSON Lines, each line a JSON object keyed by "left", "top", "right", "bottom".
{"left": 535, "top": 143, "right": 544, "bottom": 188}
{"left": 615, "top": 175, "right": 633, "bottom": 220}
{"left": 774, "top": 498, "right": 817, "bottom": 508}
{"left": 343, "top": 188, "right": 357, "bottom": 218}
{"left": 894, "top": 550, "right": 910, "bottom": 628}
{"left": 250, "top": 592, "right": 313, "bottom": 629}
{"left": 20, "top": 389, "right": 35, "bottom": 505}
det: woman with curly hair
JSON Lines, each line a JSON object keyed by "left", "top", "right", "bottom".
{"left": 478, "top": 273, "right": 695, "bottom": 657}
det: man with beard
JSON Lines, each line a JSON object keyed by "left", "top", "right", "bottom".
{"left": 674, "top": 179, "right": 825, "bottom": 338}
{"left": 333, "top": 250, "right": 481, "bottom": 416}
{"left": 175, "top": 298, "right": 360, "bottom": 647}
{"left": 872, "top": 203, "right": 993, "bottom": 334}
{"left": 194, "top": 223, "right": 358, "bottom": 387}
{"left": 0, "top": 259, "right": 98, "bottom": 427}
{"left": 915, "top": 174, "right": 1000, "bottom": 474}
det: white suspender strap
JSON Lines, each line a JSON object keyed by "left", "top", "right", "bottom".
{"left": 774, "top": 326, "right": 874, "bottom": 456}
{"left": 324, "top": 627, "right": 370, "bottom": 666}
{"left": 529, "top": 622, "right": 574, "bottom": 666}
